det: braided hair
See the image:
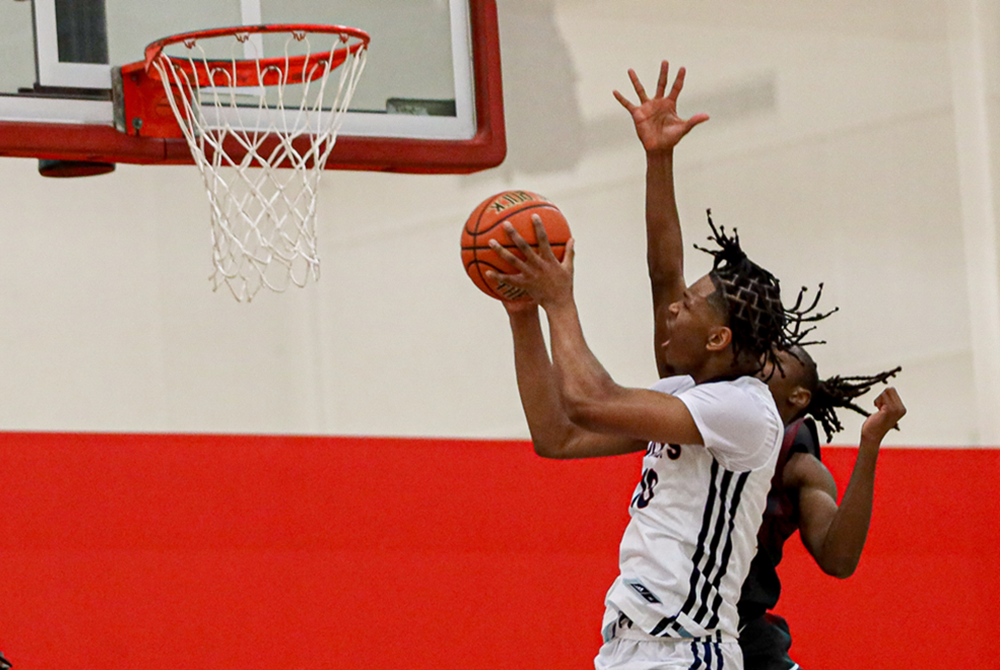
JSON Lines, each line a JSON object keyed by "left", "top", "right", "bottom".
{"left": 787, "top": 345, "right": 902, "bottom": 442}
{"left": 694, "top": 211, "right": 835, "bottom": 375}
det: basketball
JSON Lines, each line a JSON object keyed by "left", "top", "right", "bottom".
{"left": 461, "top": 190, "right": 572, "bottom": 301}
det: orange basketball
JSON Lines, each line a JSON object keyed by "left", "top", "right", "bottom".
{"left": 461, "top": 190, "right": 571, "bottom": 301}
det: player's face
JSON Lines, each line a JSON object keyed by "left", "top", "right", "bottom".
{"left": 660, "top": 275, "right": 727, "bottom": 374}
{"left": 760, "top": 349, "right": 807, "bottom": 411}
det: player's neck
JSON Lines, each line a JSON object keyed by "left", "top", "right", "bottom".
{"left": 688, "top": 353, "right": 757, "bottom": 385}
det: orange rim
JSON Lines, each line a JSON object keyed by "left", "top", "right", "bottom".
{"left": 143, "top": 24, "right": 370, "bottom": 87}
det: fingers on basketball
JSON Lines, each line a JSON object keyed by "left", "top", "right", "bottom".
{"left": 461, "top": 190, "right": 572, "bottom": 301}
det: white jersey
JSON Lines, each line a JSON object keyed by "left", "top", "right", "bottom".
{"left": 604, "top": 374, "right": 782, "bottom": 643}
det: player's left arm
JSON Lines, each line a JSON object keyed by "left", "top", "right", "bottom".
{"left": 790, "top": 388, "right": 906, "bottom": 578}
{"left": 487, "top": 218, "right": 705, "bottom": 447}
{"left": 615, "top": 61, "right": 708, "bottom": 378}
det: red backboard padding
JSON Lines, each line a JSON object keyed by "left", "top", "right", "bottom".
{"left": 0, "top": 434, "right": 997, "bottom": 669}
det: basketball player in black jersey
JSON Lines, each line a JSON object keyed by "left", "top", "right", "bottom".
{"left": 740, "top": 348, "right": 904, "bottom": 670}
{"left": 616, "top": 60, "right": 906, "bottom": 670}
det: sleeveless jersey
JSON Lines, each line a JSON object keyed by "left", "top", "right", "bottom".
{"left": 604, "top": 375, "right": 783, "bottom": 642}
{"left": 738, "top": 417, "right": 822, "bottom": 623}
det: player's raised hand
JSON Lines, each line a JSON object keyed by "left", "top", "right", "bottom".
{"left": 613, "top": 60, "right": 709, "bottom": 154}
{"left": 860, "top": 387, "right": 906, "bottom": 445}
{"left": 486, "top": 216, "right": 576, "bottom": 308}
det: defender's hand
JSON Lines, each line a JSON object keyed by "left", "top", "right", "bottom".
{"left": 860, "top": 387, "right": 906, "bottom": 445}
{"left": 614, "top": 60, "right": 709, "bottom": 154}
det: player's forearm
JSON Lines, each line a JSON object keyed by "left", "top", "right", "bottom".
{"left": 544, "top": 300, "right": 621, "bottom": 429}
{"left": 816, "top": 442, "right": 880, "bottom": 578}
{"left": 507, "top": 308, "right": 579, "bottom": 457}
{"left": 645, "top": 150, "right": 685, "bottom": 291}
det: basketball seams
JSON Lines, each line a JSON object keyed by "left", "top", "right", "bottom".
{"left": 461, "top": 189, "right": 571, "bottom": 301}
{"left": 470, "top": 257, "right": 502, "bottom": 299}
{"left": 469, "top": 202, "right": 560, "bottom": 237}
{"left": 467, "top": 190, "right": 549, "bottom": 237}
{"left": 460, "top": 242, "right": 569, "bottom": 251}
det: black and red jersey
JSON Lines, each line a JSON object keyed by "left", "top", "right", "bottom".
{"left": 738, "top": 417, "right": 821, "bottom": 624}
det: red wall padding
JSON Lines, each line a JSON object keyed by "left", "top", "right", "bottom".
{"left": 0, "top": 433, "right": 997, "bottom": 669}
{"left": 777, "top": 446, "right": 1000, "bottom": 668}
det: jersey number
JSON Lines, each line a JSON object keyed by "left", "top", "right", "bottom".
{"left": 631, "top": 468, "right": 659, "bottom": 509}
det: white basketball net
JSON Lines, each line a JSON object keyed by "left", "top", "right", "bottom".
{"left": 151, "top": 28, "right": 367, "bottom": 301}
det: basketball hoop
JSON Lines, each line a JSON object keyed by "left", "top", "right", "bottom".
{"left": 142, "top": 24, "right": 369, "bottom": 301}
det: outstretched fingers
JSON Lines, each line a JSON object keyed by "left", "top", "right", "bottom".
{"left": 628, "top": 67, "right": 650, "bottom": 103}
{"left": 685, "top": 112, "right": 711, "bottom": 132}
{"left": 484, "top": 222, "right": 543, "bottom": 283}
{"left": 666, "top": 65, "right": 686, "bottom": 102}
{"left": 613, "top": 88, "right": 636, "bottom": 113}
{"left": 616, "top": 62, "right": 670, "bottom": 109}
{"left": 655, "top": 60, "right": 670, "bottom": 99}
{"left": 506, "top": 220, "right": 546, "bottom": 263}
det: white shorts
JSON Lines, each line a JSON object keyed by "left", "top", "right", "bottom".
{"left": 595, "top": 608, "right": 742, "bottom": 670}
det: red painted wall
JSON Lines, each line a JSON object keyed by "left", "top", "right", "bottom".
{"left": 0, "top": 434, "right": 997, "bottom": 669}
{"left": 777, "top": 447, "right": 1000, "bottom": 668}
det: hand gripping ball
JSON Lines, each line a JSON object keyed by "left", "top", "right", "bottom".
{"left": 461, "top": 190, "right": 571, "bottom": 301}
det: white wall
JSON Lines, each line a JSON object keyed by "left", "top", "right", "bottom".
{"left": 0, "top": 0, "right": 996, "bottom": 446}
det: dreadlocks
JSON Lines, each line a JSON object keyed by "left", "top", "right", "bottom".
{"left": 811, "top": 369, "right": 902, "bottom": 442}
{"left": 784, "top": 345, "right": 901, "bottom": 442}
{"left": 694, "top": 210, "right": 835, "bottom": 374}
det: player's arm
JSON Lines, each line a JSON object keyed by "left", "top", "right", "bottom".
{"left": 545, "top": 300, "right": 704, "bottom": 445}
{"left": 505, "top": 302, "right": 646, "bottom": 459}
{"left": 614, "top": 61, "right": 708, "bottom": 377}
{"left": 491, "top": 221, "right": 704, "bottom": 448}
{"left": 789, "top": 388, "right": 906, "bottom": 578}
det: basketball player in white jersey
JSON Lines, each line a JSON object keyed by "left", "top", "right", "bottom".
{"left": 488, "top": 63, "right": 826, "bottom": 670}
{"left": 615, "top": 61, "right": 903, "bottom": 670}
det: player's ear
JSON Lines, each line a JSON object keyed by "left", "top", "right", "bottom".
{"left": 789, "top": 387, "right": 812, "bottom": 412}
{"left": 706, "top": 325, "right": 732, "bottom": 352}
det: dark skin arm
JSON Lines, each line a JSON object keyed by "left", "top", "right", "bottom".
{"left": 497, "top": 61, "right": 709, "bottom": 455}
{"left": 614, "top": 61, "right": 709, "bottom": 378}
{"left": 504, "top": 299, "right": 647, "bottom": 459}
{"left": 490, "top": 220, "right": 705, "bottom": 448}
{"left": 787, "top": 387, "right": 906, "bottom": 578}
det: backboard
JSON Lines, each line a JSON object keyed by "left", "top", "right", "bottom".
{"left": 0, "top": 0, "right": 504, "bottom": 174}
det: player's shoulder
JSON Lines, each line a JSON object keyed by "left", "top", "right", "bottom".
{"left": 784, "top": 449, "right": 836, "bottom": 494}
{"left": 727, "top": 374, "right": 774, "bottom": 398}
{"left": 786, "top": 417, "right": 822, "bottom": 460}
{"left": 672, "top": 375, "right": 783, "bottom": 471}
{"left": 654, "top": 373, "right": 768, "bottom": 394}
{"left": 661, "top": 374, "right": 780, "bottom": 430}
{"left": 733, "top": 375, "right": 781, "bottom": 423}
{"left": 650, "top": 374, "right": 696, "bottom": 395}
{"left": 694, "top": 375, "right": 778, "bottom": 413}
